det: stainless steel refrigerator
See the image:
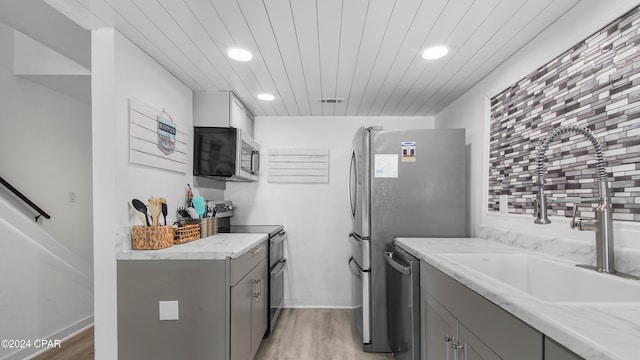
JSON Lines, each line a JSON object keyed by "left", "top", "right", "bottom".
{"left": 347, "top": 126, "right": 466, "bottom": 352}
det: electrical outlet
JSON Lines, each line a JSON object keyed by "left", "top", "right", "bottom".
{"left": 68, "top": 192, "right": 76, "bottom": 203}
{"left": 159, "top": 301, "right": 179, "bottom": 320}
{"left": 499, "top": 194, "right": 509, "bottom": 214}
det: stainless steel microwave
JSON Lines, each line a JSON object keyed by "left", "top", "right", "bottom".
{"left": 193, "top": 127, "right": 260, "bottom": 182}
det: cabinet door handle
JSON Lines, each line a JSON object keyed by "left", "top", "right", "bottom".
{"left": 252, "top": 246, "right": 264, "bottom": 255}
{"left": 253, "top": 279, "right": 259, "bottom": 300}
{"left": 444, "top": 336, "right": 452, "bottom": 360}
{"left": 253, "top": 279, "right": 262, "bottom": 300}
{"left": 451, "top": 339, "right": 464, "bottom": 360}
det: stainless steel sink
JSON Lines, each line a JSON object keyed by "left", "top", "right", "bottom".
{"left": 440, "top": 253, "right": 640, "bottom": 304}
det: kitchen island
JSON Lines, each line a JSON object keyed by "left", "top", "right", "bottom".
{"left": 117, "top": 232, "right": 269, "bottom": 360}
{"left": 395, "top": 237, "right": 640, "bottom": 360}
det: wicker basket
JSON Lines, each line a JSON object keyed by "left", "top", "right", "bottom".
{"left": 178, "top": 218, "right": 218, "bottom": 239}
{"left": 131, "top": 226, "right": 174, "bottom": 250}
{"left": 174, "top": 224, "right": 200, "bottom": 244}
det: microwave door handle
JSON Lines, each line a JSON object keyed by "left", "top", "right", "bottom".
{"left": 251, "top": 150, "right": 260, "bottom": 174}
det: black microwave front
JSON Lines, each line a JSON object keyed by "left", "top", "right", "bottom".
{"left": 194, "top": 127, "right": 260, "bottom": 182}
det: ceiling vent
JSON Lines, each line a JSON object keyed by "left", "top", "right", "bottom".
{"left": 319, "top": 97, "right": 344, "bottom": 104}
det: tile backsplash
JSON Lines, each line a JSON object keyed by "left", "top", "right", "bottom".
{"left": 489, "top": 5, "right": 640, "bottom": 221}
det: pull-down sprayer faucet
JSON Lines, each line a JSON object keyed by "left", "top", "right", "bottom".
{"left": 534, "top": 125, "right": 617, "bottom": 274}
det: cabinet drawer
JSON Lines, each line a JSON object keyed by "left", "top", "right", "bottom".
{"left": 230, "top": 240, "right": 267, "bottom": 286}
{"left": 420, "top": 261, "right": 542, "bottom": 360}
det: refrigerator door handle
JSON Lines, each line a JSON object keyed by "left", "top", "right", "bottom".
{"left": 348, "top": 233, "right": 370, "bottom": 270}
{"left": 384, "top": 251, "right": 411, "bottom": 275}
{"left": 348, "top": 256, "right": 362, "bottom": 279}
{"left": 348, "top": 149, "right": 357, "bottom": 218}
{"left": 348, "top": 232, "right": 361, "bottom": 246}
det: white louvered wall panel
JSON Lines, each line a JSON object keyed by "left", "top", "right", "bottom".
{"left": 268, "top": 148, "right": 329, "bottom": 184}
{"left": 129, "top": 97, "right": 188, "bottom": 174}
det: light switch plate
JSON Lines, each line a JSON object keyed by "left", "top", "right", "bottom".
{"left": 158, "top": 301, "right": 179, "bottom": 320}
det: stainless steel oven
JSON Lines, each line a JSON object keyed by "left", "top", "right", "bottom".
{"left": 227, "top": 223, "right": 287, "bottom": 337}
{"left": 266, "top": 228, "right": 286, "bottom": 336}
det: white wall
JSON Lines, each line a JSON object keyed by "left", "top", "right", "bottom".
{"left": 0, "top": 20, "right": 93, "bottom": 360}
{"left": 436, "top": 0, "right": 640, "bottom": 245}
{"left": 92, "top": 29, "right": 211, "bottom": 359}
{"left": 226, "top": 116, "right": 434, "bottom": 307}
{"left": 0, "top": 198, "right": 93, "bottom": 360}
{"left": 0, "top": 21, "right": 92, "bottom": 266}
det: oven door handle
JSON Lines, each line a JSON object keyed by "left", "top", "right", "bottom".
{"left": 272, "top": 259, "right": 287, "bottom": 277}
{"left": 348, "top": 256, "right": 363, "bottom": 279}
{"left": 271, "top": 232, "right": 287, "bottom": 245}
{"left": 384, "top": 251, "right": 411, "bottom": 275}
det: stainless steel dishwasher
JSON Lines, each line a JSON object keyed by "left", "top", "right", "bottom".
{"left": 385, "top": 246, "right": 420, "bottom": 360}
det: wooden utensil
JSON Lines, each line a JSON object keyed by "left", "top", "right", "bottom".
{"left": 148, "top": 197, "right": 162, "bottom": 226}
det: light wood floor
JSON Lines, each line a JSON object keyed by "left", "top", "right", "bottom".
{"left": 255, "top": 308, "right": 394, "bottom": 360}
{"left": 32, "top": 309, "right": 391, "bottom": 360}
{"left": 31, "top": 326, "right": 94, "bottom": 360}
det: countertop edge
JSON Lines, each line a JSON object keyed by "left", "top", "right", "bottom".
{"left": 117, "top": 233, "right": 269, "bottom": 260}
{"left": 394, "top": 237, "right": 635, "bottom": 360}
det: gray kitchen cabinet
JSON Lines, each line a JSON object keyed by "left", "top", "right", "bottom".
{"left": 117, "top": 240, "right": 268, "bottom": 360}
{"left": 458, "top": 322, "right": 501, "bottom": 360}
{"left": 194, "top": 90, "right": 255, "bottom": 138}
{"left": 420, "top": 261, "right": 543, "bottom": 360}
{"left": 544, "top": 338, "right": 584, "bottom": 360}
{"left": 421, "top": 290, "right": 457, "bottom": 360}
{"left": 421, "top": 290, "right": 500, "bottom": 360}
{"left": 231, "top": 257, "right": 268, "bottom": 360}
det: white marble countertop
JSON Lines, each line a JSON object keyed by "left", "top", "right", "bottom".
{"left": 395, "top": 237, "right": 640, "bottom": 360}
{"left": 117, "top": 233, "right": 268, "bottom": 260}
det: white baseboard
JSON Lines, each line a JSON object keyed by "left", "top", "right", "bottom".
{"left": 283, "top": 305, "right": 355, "bottom": 309}
{"left": 2, "top": 316, "right": 94, "bottom": 360}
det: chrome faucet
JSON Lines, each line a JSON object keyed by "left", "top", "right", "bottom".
{"left": 533, "top": 125, "right": 617, "bottom": 274}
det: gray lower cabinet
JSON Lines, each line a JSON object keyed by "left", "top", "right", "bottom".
{"left": 421, "top": 290, "right": 499, "bottom": 360}
{"left": 544, "top": 338, "right": 584, "bottom": 360}
{"left": 420, "top": 261, "right": 543, "bottom": 360}
{"left": 422, "top": 291, "right": 457, "bottom": 360}
{"left": 117, "top": 240, "right": 268, "bottom": 360}
{"left": 231, "top": 257, "right": 268, "bottom": 360}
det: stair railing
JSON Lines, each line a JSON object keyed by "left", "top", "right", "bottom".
{"left": 0, "top": 176, "right": 51, "bottom": 222}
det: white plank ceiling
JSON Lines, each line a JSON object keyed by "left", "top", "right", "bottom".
{"left": 44, "top": 0, "right": 580, "bottom": 117}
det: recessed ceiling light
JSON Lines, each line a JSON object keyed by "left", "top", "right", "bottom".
{"left": 257, "top": 93, "right": 275, "bottom": 101}
{"left": 421, "top": 46, "right": 448, "bottom": 60}
{"left": 227, "top": 48, "right": 252, "bottom": 62}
